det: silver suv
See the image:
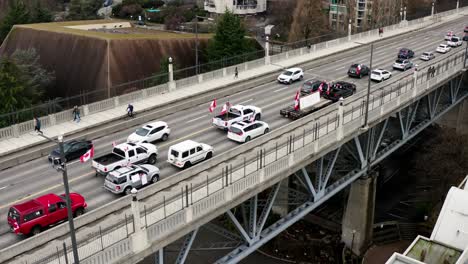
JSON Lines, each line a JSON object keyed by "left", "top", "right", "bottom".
{"left": 104, "top": 164, "right": 160, "bottom": 195}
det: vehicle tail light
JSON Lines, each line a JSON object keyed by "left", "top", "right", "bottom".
{"left": 116, "top": 186, "right": 120, "bottom": 191}
{"left": 225, "top": 122, "right": 227, "bottom": 126}
{"left": 236, "top": 131, "right": 243, "bottom": 136}
{"left": 104, "top": 167, "right": 107, "bottom": 172}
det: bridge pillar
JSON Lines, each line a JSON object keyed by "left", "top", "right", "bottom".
{"left": 130, "top": 189, "right": 149, "bottom": 253}
{"left": 168, "top": 57, "right": 176, "bottom": 92}
{"left": 341, "top": 172, "right": 377, "bottom": 256}
{"left": 265, "top": 36, "right": 271, "bottom": 65}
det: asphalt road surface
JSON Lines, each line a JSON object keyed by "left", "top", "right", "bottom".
{"left": 0, "top": 16, "right": 466, "bottom": 251}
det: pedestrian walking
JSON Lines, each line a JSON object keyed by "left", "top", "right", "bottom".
{"left": 427, "top": 67, "right": 431, "bottom": 79}
{"left": 234, "top": 67, "right": 238, "bottom": 79}
{"left": 431, "top": 66, "right": 436, "bottom": 77}
{"left": 379, "top": 27, "right": 383, "bottom": 37}
{"left": 73, "top": 106, "right": 81, "bottom": 123}
{"left": 34, "top": 116, "right": 42, "bottom": 134}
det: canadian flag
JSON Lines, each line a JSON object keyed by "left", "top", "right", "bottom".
{"left": 294, "top": 91, "right": 300, "bottom": 110}
{"left": 220, "top": 102, "right": 231, "bottom": 115}
{"left": 80, "top": 146, "right": 94, "bottom": 163}
{"left": 209, "top": 99, "right": 217, "bottom": 113}
{"left": 12, "top": 221, "right": 19, "bottom": 234}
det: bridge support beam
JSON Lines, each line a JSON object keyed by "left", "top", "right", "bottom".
{"left": 437, "top": 98, "right": 468, "bottom": 135}
{"left": 341, "top": 172, "right": 377, "bottom": 256}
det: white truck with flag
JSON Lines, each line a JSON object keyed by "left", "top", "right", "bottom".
{"left": 92, "top": 142, "right": 158, "bottom": 176}
{"left": 212, "top": 104, "right": 262, "bottom": 130}
{"left": 280, "top": 91, "right": 333, "bottom": 120}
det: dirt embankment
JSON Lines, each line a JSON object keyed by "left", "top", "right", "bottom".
{"left": 0, "top": 26, "right": 204, "bottom": 99}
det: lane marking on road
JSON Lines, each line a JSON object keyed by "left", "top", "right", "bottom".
{"left": 0, "top": 171, "right": 95, "bottom": 210}
{"left": 159, "top": 126, "right": 213, "bottom": 148}
{"left": 239, "top": 99, "right": 254, "bottom": 104}
{"left": 0, "top": 186, "right": 7, "bottom": 191}
{"left": 273, "top": 86, "right": 290, "bottom": 93}
{"left": 335, "top": 66, "right": 345, "bottom": 71}
{"left": 186, "top": 115, "right": 207, "bottom": 124}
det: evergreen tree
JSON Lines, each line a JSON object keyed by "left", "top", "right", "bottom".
{"left": 68, "top": 0, "right": 100, "bottom": 20}
{"left": 206, "top": 10, "right": 256, "bottom": 62}
{"left": 0, "top": 58, "right": 28, "bottom": 115}
{"left": 0, "top": 0, "right": 30, "bottom": 42}
{"left": 32, "top": 1, "right": 53, "bottom": 23}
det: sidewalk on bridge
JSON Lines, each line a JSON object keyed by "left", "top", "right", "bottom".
{"left": 0, "top": 11, "right": 464, "bottom": 158}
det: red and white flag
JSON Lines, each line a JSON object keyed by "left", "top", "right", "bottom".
{"left": 80, "top": 146, "right": 94, "bottom": 163}
{"left": 209, "top": 99, "right": 217, "bottom": 113}
{"left": 294, "top": 91, "right": 300, "bottom": 110}
{"left": 220, "top": 102, "right": 231, "bottom": 115}
{"left": 12, "top": 221, "right": 19, "bottom": 234}
{"left": 112, "top": 142, "right": 116, "bottom": 147}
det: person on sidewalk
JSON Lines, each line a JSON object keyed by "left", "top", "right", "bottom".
{"left": 234, "top": 67, "right": 238, "bottom": 79}
{"left": 34, "top": 116, "right": 42, "bottom": 134}
{"left": 73, "top": 106, "right": 81, "bottom": 123}
{"left": 127, "top": 103, "right": 134, "bottom": 117}
{"left": 379, "top": 27, "right": 383, "bottom": 37}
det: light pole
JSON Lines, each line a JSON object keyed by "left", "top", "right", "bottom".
{"left": 431, "top": 1, "right": 435, "bottom": 16}
{"left": 363, "top": 43, "right": 374, "bottom": 129}
{"left": 194, "top": 15, "right": 214, "bottom": 75}
{"left": 38, "top": 133, "right": 79, "bottom": 264}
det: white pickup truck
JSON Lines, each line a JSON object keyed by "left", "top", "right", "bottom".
{"left": 92, "top": 143, "right": 158, "bottom": 176}
{"left": 212, "top": 105, "right": 262, "bottom": 130}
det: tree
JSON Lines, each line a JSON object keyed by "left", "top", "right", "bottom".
{"left": 0, "top": 0, "right": 30, "bottom": 42}
{"left": 31, "top": 1, "right": 53, "bottom": 23}
{"left": 0, "top": 58, "right": 28, "bottom": 115}
{"left": 288, "top": 0, "right": 329, "bottom": 42}
{"left": 150, "top": 56, "right": 174, "bottom": 86}
{"left": 11, "top": 48, "right": 54, "bottom": 104}
{"left": 68, "top": 0, "right": 101, "bottom": 20}
{"left": 206, "top": 10, "right": 256, "bottom": 62}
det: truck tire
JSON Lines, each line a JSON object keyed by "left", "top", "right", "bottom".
{"left": 31, "top": 226, "right": 41, "bottom": 236}
{"left": 183, "top": 161, "right": 192, "bottom": 169}
{"left": 74, "top": 208, "right": 85, "bottom": 217}
{"left": 124, "top": 187, "right": 132, "bottom": 195}
{"left": 148, "top": 154, "right": 157, "bottom": 164}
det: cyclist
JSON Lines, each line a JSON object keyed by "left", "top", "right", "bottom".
{"left": 127, "top": 104, "right": 134, "bottom": 117}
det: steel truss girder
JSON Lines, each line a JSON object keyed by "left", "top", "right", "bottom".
{"left": 215, "top": 74, "right": 468, "bottom": 264}
{"left": 175, "top": 228, "right": 198, "bottom": 264}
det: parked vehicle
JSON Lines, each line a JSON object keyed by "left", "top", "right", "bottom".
{"left": 92, "top": 143, "right": 158, "bottom": 176}
{"left": 347, "top": 64, "right": 370, "bottom": 78}
{"left": 447, "top": 36, "right": 463, "bottom": 47}
{"left": 167, "top": 140, "right": 213, "bottom": 169}
{"left": 322, "top": 82, "right": 356, "bottom": 102}
{"left": 464, "top": 26, "right": 468, "bottom": 33}
{"left": 436, "top": 44, "right": 451, "bottom": 53}
{"left": 420, "top": 52, "right": 435, "bottom": 61}
{"left": 228, "top": 121, "right": 269, "bottom": 143}
{"left": 444, "top": 31, "right": 455, "bottom": 40}
{"left": 104, "top": 164, "right": 160, "bottom": 195}
{"left": 48, "top": 140, "right": 93, "bottom": 164}
{"left": 464, "top": 33, "right": 468, "bottom": 41}
{"left": 392, "top": 59, "right": 413, "bottom": 71}
{"left": 280, "top": 92, "right": 333, "bottom": 120}
{"left": 277, "top": 67, "right": 304, "bottom": 84}
{"left": 7, "top": 193, "right": 87, "bottom": 236}
{"left": 127, "top": 121, "right": 170, "bottom": 144}
{"left": 212, "top": 105, "right": 262, "bottom": 130}
{"left": 397, "top": 48, "right": 414, "bottom": 59}
{"left": 370, "top": 69, "right": 392, "bottom": 82}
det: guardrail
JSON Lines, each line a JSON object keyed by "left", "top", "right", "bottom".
{"left": 4, "top": 44, "right": 466, "bottom": 264}
{"left": 1, "top": 6, "right": 466, "bottom": 142}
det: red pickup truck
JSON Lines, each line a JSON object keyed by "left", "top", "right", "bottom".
{"left": 7, "top": 193, "right": 87, "bottom": 236}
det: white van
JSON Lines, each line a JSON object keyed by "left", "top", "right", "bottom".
{"left": 167, "top": 140, "right": 213, "bottom": 169}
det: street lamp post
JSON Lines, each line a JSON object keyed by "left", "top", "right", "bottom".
{"left": 38, "top": 133, "right": 80, "bottom": 264}
{"left": 363, "top": 43, "right": 374, "bottom": 129}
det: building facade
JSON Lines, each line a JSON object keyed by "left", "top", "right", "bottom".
{"left": 204, "top": 0, "right": 267, "bottom": 15}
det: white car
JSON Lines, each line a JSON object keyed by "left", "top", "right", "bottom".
{"left": 227, "top": 121, "right": 269, "bottom": 143}
{"left": 277, "top": 67, "right": 304, "bottom": 84}
{"left": 127, "top": 121, "right": 170, "bottom": 144}
{"left": 444, "top": 31, "right": 455, "bottom": 41}
{"left": 436, "top": 44, "right": 451, "bottom": 53}
{"left": 392, "top": 59, "right": 413, "bottom": 71}
{"left": 420, "top": 52, "right": 435, "bottom": 61}
{"left": 370, "top": 69, "right": 392, "bottom": 82}
{"left": 167, "top": 140, "right": 213, "bottom": 169}
{"left": 447, "top": 36, "right": 463, "bottom": 47}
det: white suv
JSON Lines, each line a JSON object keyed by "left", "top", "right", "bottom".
{"left": 370, "top": 69, "right": 392, "bottom": 82}
{"left": 127, "top": 121, "right": 170, "bottom": 144}
{"left": 277, "top": 68, "right": 304, "bottom": 84}
{"left": 447, "top": 36, "right": 462, "bottom": 47}
{"left": 436, "top": 44, "right": 451, "bottom": 53}
{"left": 228, "top": 121, "right": 269, "bottom": 143}
{"left": 167, "top": 140, "right": 213, "bottom": 169}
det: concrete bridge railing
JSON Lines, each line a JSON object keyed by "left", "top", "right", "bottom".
{"left": 3, "top": 45, "right": 466, "bottom": 264}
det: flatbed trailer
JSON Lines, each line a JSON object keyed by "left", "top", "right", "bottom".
{"left": 280, "top": 99, "right": 333, "bottom": 120}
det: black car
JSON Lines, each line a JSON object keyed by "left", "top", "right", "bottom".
{"left": 48, "top": 140, "right": 93, "bottom": 164}
{"left": 398, "top": 48, "right": 414, "bottom": 59}
{"left": 463, "top": 34, "right": 468, "bottom": 41}
{"left": 322, "top": 81, "right": 356, "bottom": 102}
{"left": 347, "top": 64, "right": 370, "bottom": 78}
{"left": 300, "top": 79, "right": 325, "bottom": 96}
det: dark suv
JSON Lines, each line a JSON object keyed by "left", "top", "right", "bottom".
{"left": 48, "top": 140, "right": 93, "bottom": 164}
{"left": 322, "top": 81, "right": 357, "bottom": 102}
{"left": 300, "top": 79, "right": 324, "bottom": 96}
{"left": 397, "top": 48, "right": 414, "bottom": 59}
{"left": 347, "top": 64, "right": 370, "bottom": 78}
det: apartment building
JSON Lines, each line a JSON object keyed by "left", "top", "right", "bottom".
{"left": 204, "top": 0, "right": 267, "bottom": 15}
